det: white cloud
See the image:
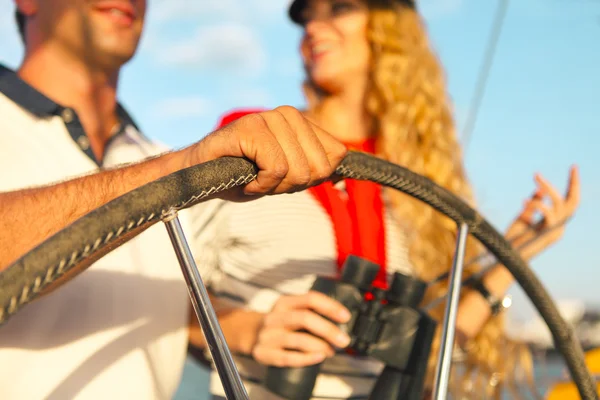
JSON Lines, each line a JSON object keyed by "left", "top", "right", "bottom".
{"left": 148, "top": 0, "right": 245, "bottom": 24}
{"left": 138, "top": 0, "right": 286, "bottom": 77}
{"left": 157, "top": 24, "right": 267, "bottom": 76}
{"left": 147, "top": 0, "right": 287, "bottom": 24}
{"left": 250, "top": 0, "right": 289, "bottom": 20}
{"left": 148, "top": 0, "right": 466, "bottom": 24}
{"left": 151, "top": 96, "right": 214, "bottom": 119}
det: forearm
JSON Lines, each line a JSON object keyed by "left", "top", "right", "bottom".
{"left": 188, "top": 296, "right": 265, "bottom": 356}
{"left": 0, "top": 148, "right": 187, "bottom": 271}
{"left": 456, "top": 265, "right": 514, "bottom": 341}
{"left": 455, "top": 229, "right": 541, "bottom": 341}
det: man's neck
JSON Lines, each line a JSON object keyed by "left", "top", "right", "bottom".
{"left": 310, "top": 78, "right": 373, "bottom": 144}
{"left": 18, "top": 44, "right": 121, "bottom": 161}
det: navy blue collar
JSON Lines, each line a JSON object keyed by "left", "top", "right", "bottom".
{"left": 0, "top": 63, "right": 147, "bottom": 165}
{"left": 0, "top": 64, "right": 140, "bottom": 130}
{"left": 0, "top": 64, "right": 60, "bottom": 116}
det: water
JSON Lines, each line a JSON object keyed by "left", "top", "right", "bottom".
{"left": 173, "top": 354, "right": 568, "bottom": 400}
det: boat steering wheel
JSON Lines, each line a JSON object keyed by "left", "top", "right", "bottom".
{"left": 0, "top": 152, "right": 596, "bottom": 400}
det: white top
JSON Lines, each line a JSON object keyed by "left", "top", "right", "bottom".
{"left": 190, "top": 186, "right": 414, "bottom": 399}
{"left": 0, "top": 65, "right": 192, "bottom": 400}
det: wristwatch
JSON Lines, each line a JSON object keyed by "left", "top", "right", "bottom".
{"left": 472, "top": 280, "right": 512, "bottom": 316}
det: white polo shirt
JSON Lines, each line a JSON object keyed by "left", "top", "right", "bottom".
{"left": 0, "top": 64, "right": 192, "bottom": 400}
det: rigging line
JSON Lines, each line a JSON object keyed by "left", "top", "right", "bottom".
{"left": 461, "top": 0, "right": 511, "bottom": 153}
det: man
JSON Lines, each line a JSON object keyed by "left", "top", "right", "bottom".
{"left": 0, "top": 1, "right": 347, "bottom": 398}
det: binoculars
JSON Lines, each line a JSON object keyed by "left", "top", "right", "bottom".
{"left": 263, "top": 255, "right": 437, "bottom": 400}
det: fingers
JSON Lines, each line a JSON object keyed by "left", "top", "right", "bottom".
{"left": 534, "top": 173, "right": 563, "bottom": 208}
{"left": 190, "top": 106, "right": 346, "bottom": 197}
{"left": 274, "top": 291, "right": 352, "bottom": 324}
{"left": 264, "top": 309, "right": 351, "bottom": 348}
{"left": 256, "top": 108, "right": 313, "bottom": 193}
{"left": 533, "top": 166, "right": 581, "bottom": 219}
{"left": 307, "top": 120, "right": 348, "bottom": 171}
{"left": 228, "top": 113, "right": 291, "bottom": 196}
{"left": 217, "top": 106, "right": 346, "bottom": 196}
{"left": 264, "top": 106, "right": 345, "bottom": 192}
{"left": 252, "top": 291, "right": 353, "bottom": 368}
{"left": 566, "top": 165, "right": 581, "bottom": 211}
{"left": 518, "top": 189, "right": 543, "bottom": 225}
{"left": 516, "top": 166, "right": 582, "bottom": 236}
{"left": 252, "top": 346, "right": 326, "bottom": 368}
{"left": 507, "top": 166, "right": 581, "bottom": 259}
{"left": 289, "top": 120, "right": 333, "bottom": 186}
{"left": 523, "top": 198, "right": 554, "bottom": 225}
{"left": 258, "top": 329, "right": 336, "bottom": 357}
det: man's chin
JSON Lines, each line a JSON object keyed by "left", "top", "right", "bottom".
{"left": 93, "top": 46, "right": 140, "bottom": 71}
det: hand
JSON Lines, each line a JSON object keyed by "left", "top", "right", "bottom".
{"left": 188, "top": 106, "right": 347, "bottom": 197}
{"left": 505, "top": 166, "right": 580, "bottom": 261}
{"left": 252, "top": 291, "right": 352, "bottom": 368}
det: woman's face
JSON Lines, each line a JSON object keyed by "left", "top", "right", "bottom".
{"left": 299, "top": 0, "right": 370, "bottom": 94}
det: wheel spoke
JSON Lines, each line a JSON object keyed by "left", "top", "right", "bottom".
{"left": 432, "top": 222, "right": 469, "bottom": 400}
{"left": 163, "top": 211, "right": 249, "bottom": 400}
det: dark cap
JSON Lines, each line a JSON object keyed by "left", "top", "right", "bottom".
{"left": 288, "top": 0, "right": 416, "bottom": 25}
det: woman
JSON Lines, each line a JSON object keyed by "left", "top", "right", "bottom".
{"left": 189, "top": 0, "right": 580, "bottom": 398}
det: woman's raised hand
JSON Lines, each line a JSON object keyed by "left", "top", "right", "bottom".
{"left": 506, "top": 165, "right": 581, "bottom": 260}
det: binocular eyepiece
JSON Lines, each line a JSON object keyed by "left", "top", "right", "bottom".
{"left": 340, "top": 256, "right": 427, "bottom": 307}
{"left": 264, "top": 255, "right": 436, "bottom": 400}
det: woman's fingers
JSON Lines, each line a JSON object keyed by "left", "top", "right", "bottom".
{"left": 264, "top": 309, "right": 351, "bottom": 349}
{"left": 257, "top": 328, "right": 336, "bottom": 357}
{"left": 273, "top": 291, "right": 351, "bottom": 324}
{"left": 565, "top": 165, "right": 581, "bottom": 213}
{"left": 524, "top": 198, "right": 555, "bottom": 225}
{"left": 518, "top": 190, "right": 543, "bottom": 225}
{"left": 252, "top": 346, "right": 327, "bottom": 368}
{"left": 535, "top": 166, "right": 580, "bottom": 215}
{"left": 534, "top": 173, "right": 563, "bottom": 209}
{"left": 504, "top": 166, "right": 582, "bottom": 260}
{"left": 252, "top": 291, "right": 354, "bottom": 367}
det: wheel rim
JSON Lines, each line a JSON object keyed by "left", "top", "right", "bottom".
{"left": 0, "top": 151, "right": 595, "bottom": 399}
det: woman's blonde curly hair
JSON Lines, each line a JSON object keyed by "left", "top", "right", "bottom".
{"left": 303, "top": 2, "right": 538, "bottom": 398}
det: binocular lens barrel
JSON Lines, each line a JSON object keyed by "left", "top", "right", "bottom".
{"left": 340, "top": 256, "right": 380, "bottom": 291}
{"left": 388, "top": 272, "right": 427, "bottom": 307}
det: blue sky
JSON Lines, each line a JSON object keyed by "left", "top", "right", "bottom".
{"left": 1, "top": 0, "right": 599, "bottom": 320}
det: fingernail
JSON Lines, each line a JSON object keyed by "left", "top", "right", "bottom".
{"left": 313, "top": 353, "right": 326, "bottom": 362}
{"left": 336, "top": 333, "right": 351, "bottom": 347}
{"left": 338, "top": 308, "right": 351, "bottom": 322}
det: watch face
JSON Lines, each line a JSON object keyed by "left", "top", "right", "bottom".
{"left": 491, "top": 296, "right": 512, "bottom": 316}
